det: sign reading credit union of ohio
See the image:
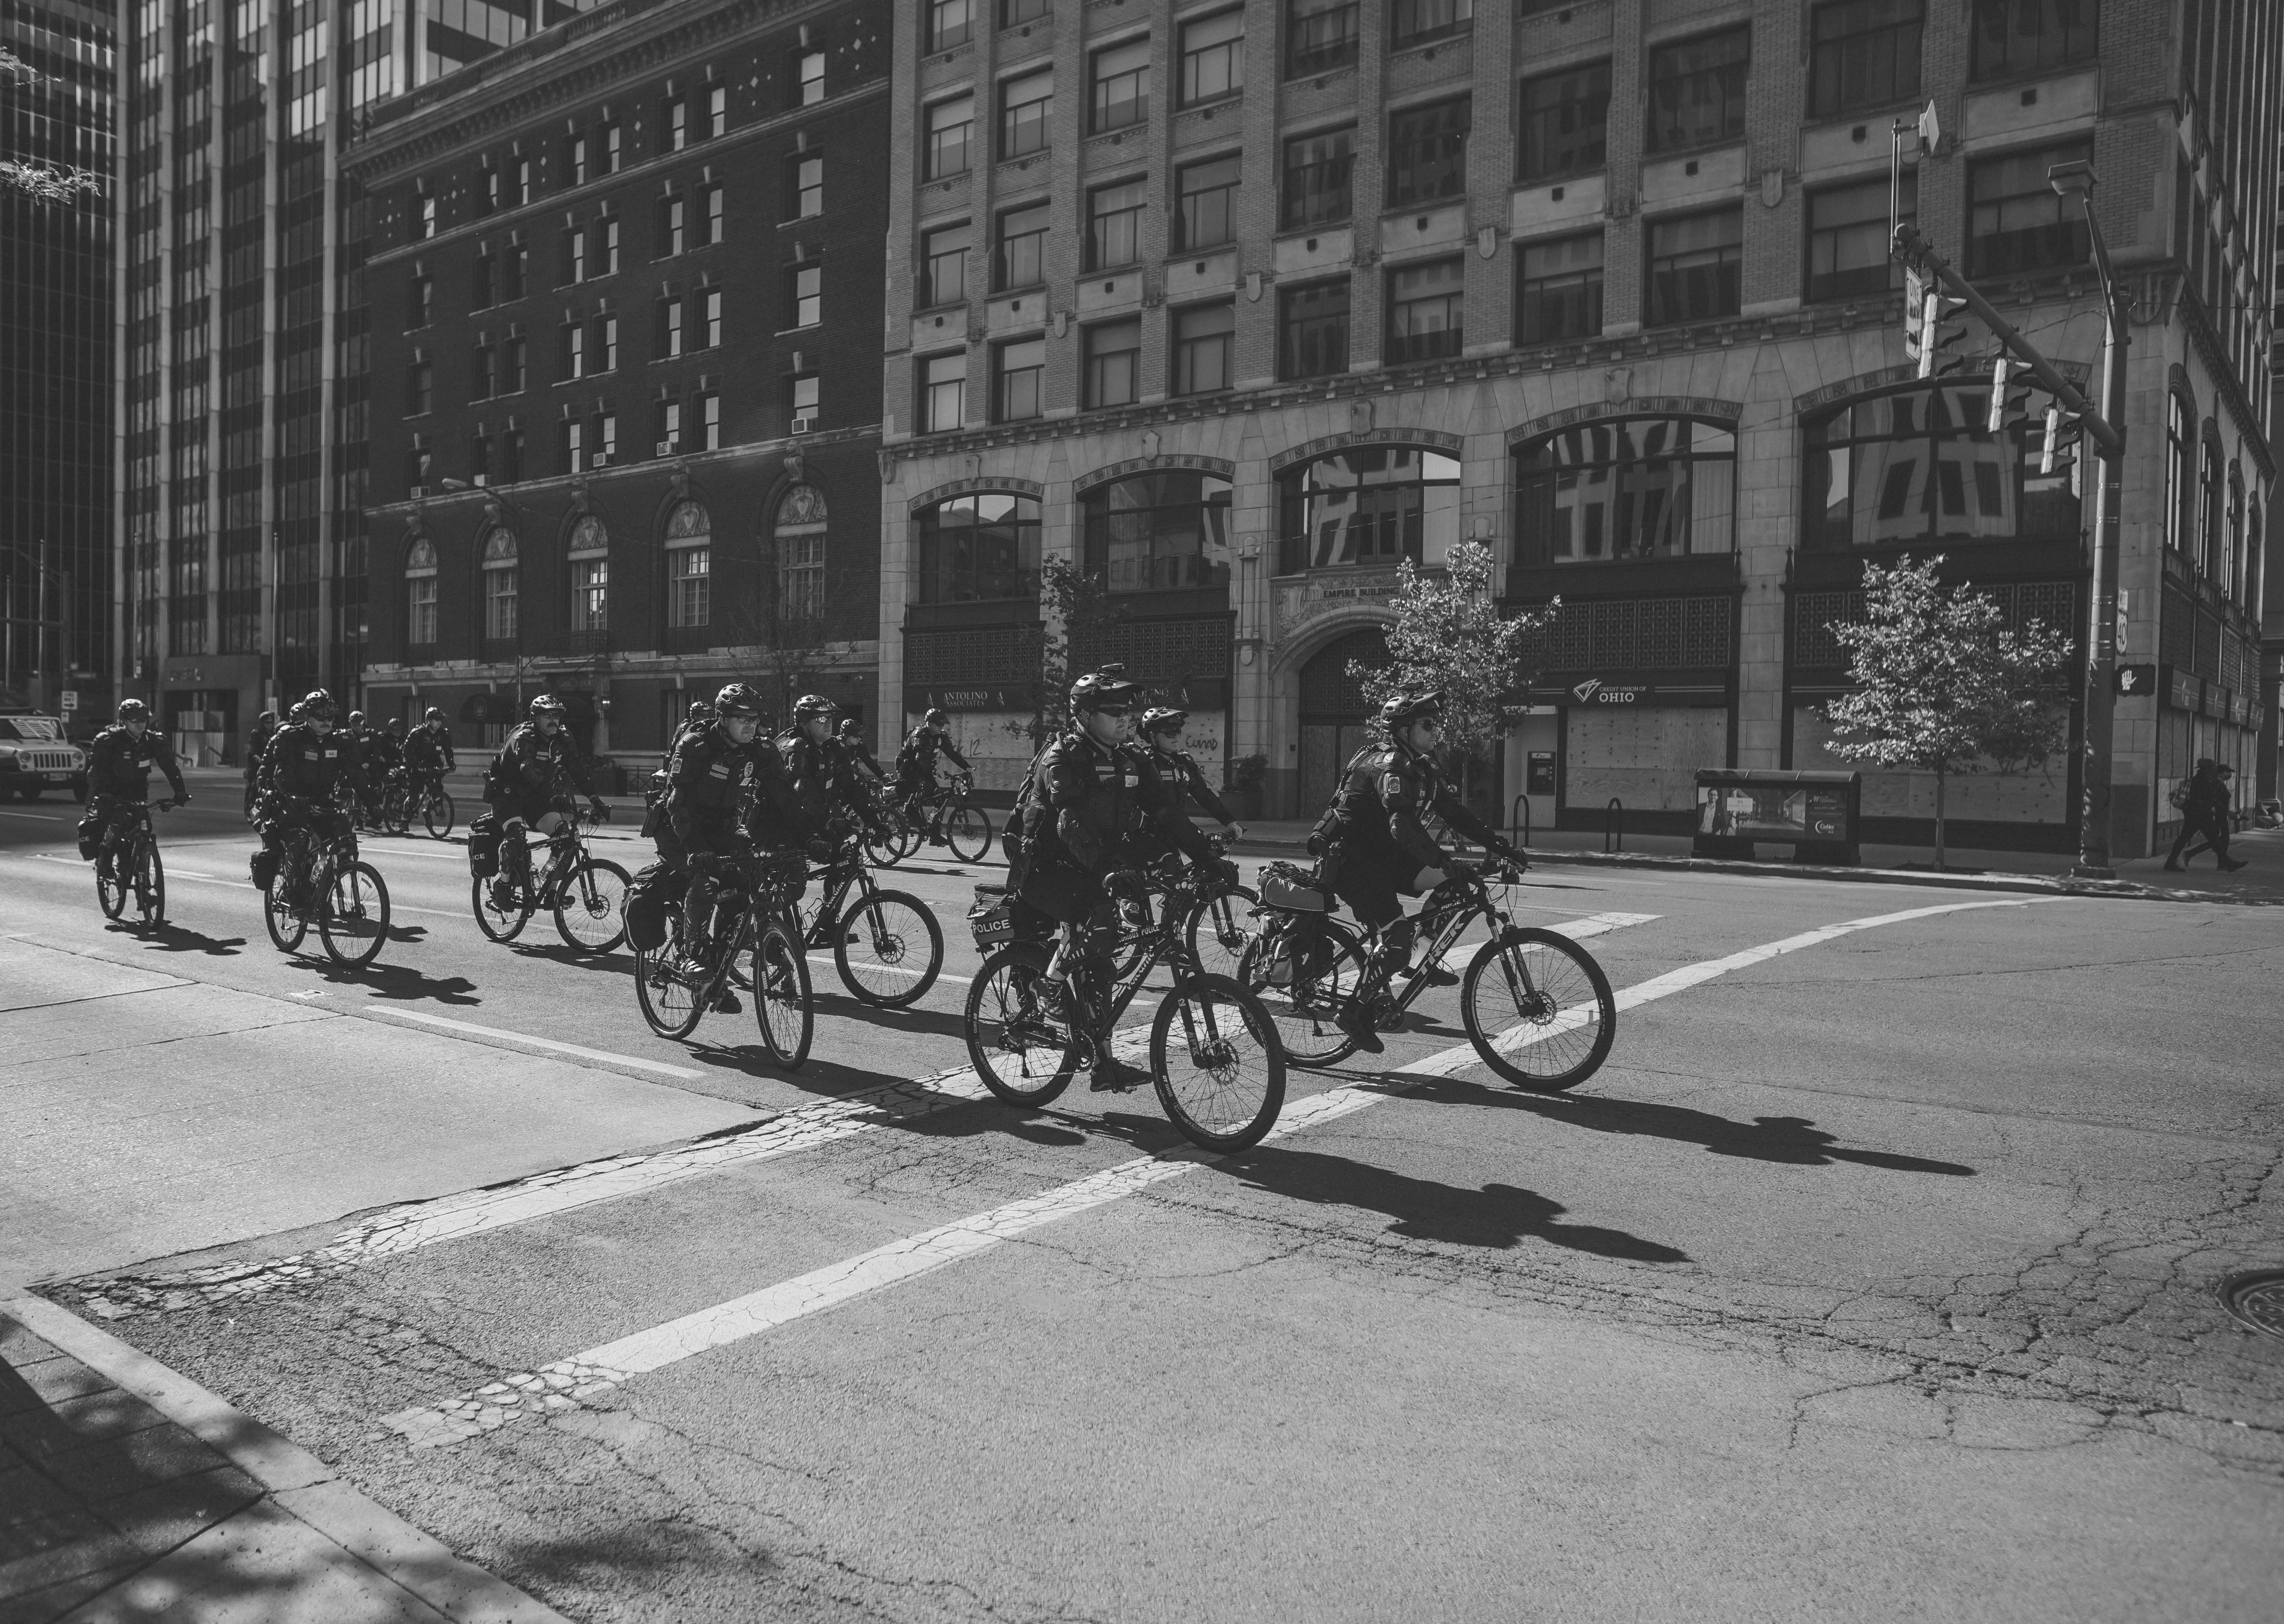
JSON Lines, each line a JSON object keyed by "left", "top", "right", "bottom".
{"left": 1571, "top": 678, "right": 1650, "bottom": 704}
{"left": 1273, "top": 570, "right": 1407, "bottom": 639}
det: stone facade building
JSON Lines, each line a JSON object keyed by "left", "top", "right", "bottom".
{"left": 875, "top": 0, "right": 2275, "bottom": 855}
{"left": 350, "top": 0, "right": 890, "bottom": 767}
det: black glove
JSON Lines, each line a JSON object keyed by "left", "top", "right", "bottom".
{"left": 805, "top": 836, "right": 836, "bottom": 862}
{"left": 175, "top": 790, "right": 192, "bottom": 805}
{"left": 1105, "top": 868, "right": 1149, "bottom": 899}
{"left": 587, "top": 797, "right": 610, "bottom": 822}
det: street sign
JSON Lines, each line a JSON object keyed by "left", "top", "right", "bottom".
{"left": 58, "top": 691, "right": 78, "bottom": 712}
{"left": 2113, "top": 664, "right": 2157, "bottom": 696}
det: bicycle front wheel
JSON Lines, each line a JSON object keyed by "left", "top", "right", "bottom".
{"left": 964, "top": 946, "right": 1080, "bottom": 1108}
{"left": 95, "top": 853, "right": 127, "bottom": 920}
{"left": 1151, "top": 974, "right": 1286, "bottom": 1153}
{"left": 1460, "top": 929, "right": 1616, "bottom": 1092}
{"left": 264, "top": 872, "right": 309, "bottom": 953}
{"left": 554, "top": 857, "right": 632, "bottom": 954}
{"left": 133, "top": 841, "right": 166, "bottom": 929}
{"left": 320, "top": 861, "right": 392, "bottom": 966}
{"left": 864, "top": 810, "right": 919, "bottom": 868}
{"left": 1238, "top": 916, "right": 1368, "bottom": 1068}
{"left": 943, "top": 802, "right": 994, "bottom": 863}
{"left": 752, "top": 921, "right": 813, "bottom": 1070}
{"left": 470, "top": 873, "right": 529, "bottom": 942}
{"left": 832, "top": 888, "right": 943, "bottom": 1007}
{"left": 634, "top": 926, "right": 706, "bottom": 1040}
{"left": 1184, "top": 885, "right": 1260, "bottom": 982}
{"left": 423, "top": 790, "right": 457, "bottom": 840}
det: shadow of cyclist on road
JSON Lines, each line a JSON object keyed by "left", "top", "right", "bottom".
{"left": 116, "top": 921, "right": 244, "bottom": 957}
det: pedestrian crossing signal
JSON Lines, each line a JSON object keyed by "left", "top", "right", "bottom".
{"left": 2113, "top": 664, "right": 2157, "bottom": 696}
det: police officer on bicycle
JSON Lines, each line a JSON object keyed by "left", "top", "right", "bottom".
{"left": 896, "top": 707, "right": 972, "bottom": 845}
{"left": 660, "top": 684, "right": 808, "bottom": 1007}
{"left": 82, "top": 699, "right": 188, "bottom": 883}
{"left": 402, "top": 706, "right": 454, "bottom": 809}
{"left": 485, "top": 694, "right": 608, "bottom": 909}
{"left": 1134, "top": 706, "right": 1245, "bottom": 844}
{"left": 253, "top": 691, "right": 359, "bottom": 900}
{"left": 780, "top": 694, "right": 873, "bottom": 848}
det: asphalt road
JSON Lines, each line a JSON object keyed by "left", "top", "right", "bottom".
{"left": 3, "top": 782, "right": 2280, "bottom": 1622}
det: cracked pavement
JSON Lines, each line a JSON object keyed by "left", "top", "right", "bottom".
{"left": 4, "top": 798, "right": 2281, "bottom": 1621}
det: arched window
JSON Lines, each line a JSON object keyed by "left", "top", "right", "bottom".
{"left": 774, "top": 485, "right": 827, "bottom": 622}
{"left": 1279, "top": 447, "right": 1460, "bottom": 575}
{"left": 405, "top": 537, "right": 439, "bottom": 646}
{"left": 568, "top": 514, "right": 608, "bottom": 632}
{"left": 2227, "top": 470, "right": 2245, "bottom": 604}
{"left": 663, "top": 499, "right": 710, "bottom": 628}
{"left": 916, "top": 491, "right": 1039, "bottom": 603}
{"left": 1515, "top": 418, "right": 1731, "bottom": 564}
{"left": 1082, "top": 471, "right": 1232, "bottom": 594}
{"left": 1801, "top": 381, "right": 2077, "bottom": 549}
{"left": 2198, "top": 436, "right": 2221, "bottom": 580}
{"left": 2164, "top": 393, "right": 2192, "bottom": 553}
{"left": 480, "top": 527, "right": 519, "bottom": 640}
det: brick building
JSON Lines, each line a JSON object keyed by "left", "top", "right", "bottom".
{"left": 350, "top": 0, "right": 890, "bottom": 769}
{"left": 877, "top": 0, "right": 2274, "bottom": 854}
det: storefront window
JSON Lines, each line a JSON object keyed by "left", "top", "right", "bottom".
{"left": 1802, "top": 382, "right": 2080, "bottom": 549}
{"left": 1083, "top": 472, "right": 1233, "bottom": 594}
{"left": 916, "top": 492, "right": 1042, "bottom": 603}
{"left": 1278, "top": 447, "right": 1460, "bottom": 574}
{"left": 1514, "top": 417, "right": 1734, "bottom": 565}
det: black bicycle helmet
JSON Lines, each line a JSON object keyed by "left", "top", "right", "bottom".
{"left": 714, "top": 682, "right": 764, "bottom": 718}
{"left": 424, "top": 706, "right": 445, "bottom": 722}
{"left": 347, "top": 710, "right": 367, "bottom": 727}
{"left": 116, "top": 698, "right": 149, "bottom": 721}
{"left": 923, "top": 707, "right": 949, "bottom": 728}
{"left": 387, "top": 716, "right": 407, "bottom": 732}
{"left": 301, "top": 689, "right": 337, "bottom": 720}
{"left": 1138, "top": 706, "right": 1188, "bottom": 737}
{"left": 792, "top": 693, "right": 836, "bottom": 721}
{"left": 528, "top": 693, "right": 566, "bottom": 718}
{"left": 1069, "top": 671, "right": 1143, "bottom": 715}
{"left": 837, "top": 717, "right": 864, "bottom": 739}
{"left": 1377, "top": 690, "right": 1445, "bottom": 730}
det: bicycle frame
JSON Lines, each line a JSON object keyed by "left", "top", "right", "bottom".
{"left": 1325, "top": 869, "right": 1516, "bottom": 1022}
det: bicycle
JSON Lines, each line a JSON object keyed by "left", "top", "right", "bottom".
{"left": 632, "top": 849, "right": 813, "bottom": 1068}
{"left": 263, "top": 814, "right": 392, "bottom": 966}
{"left": 859, "top": 780, "right": 921, "bottom": 868}
{"left": 95, "top": 799, "right": 175, "bottom": 929}
{"left": 372, "top": 770, "right": 414, "bottom": 837}
{"left": 408, "top": 773, "right": 456, "bottom": 839}
{"left": 1238, "top": 860, "right": 1616, "bottom": 1091}
{"left": 791, "top": 832, "right": 945, "bottom": 1006}
{"left": 1109, "top": 831, "right": 1258, "bottom": 987}
{"left": 964, "top": 855, "right": 1287, "bottom": 1153}
{"left": 473, "top": 806, "right": 631, "bottom": 954}
{"left": 877, "top": 775, "right": 994, "bottom": 865}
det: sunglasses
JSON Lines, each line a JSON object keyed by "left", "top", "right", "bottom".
{"left": 1092, "top": 705, "right": 1133, "bottom": 718}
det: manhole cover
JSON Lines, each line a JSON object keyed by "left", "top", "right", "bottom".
{"left": 2220, "top": 1271, "right": 2284, "bottom": 1339}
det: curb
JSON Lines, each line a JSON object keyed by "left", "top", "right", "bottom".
{"left": 2, "top": 1293, "right": 572, "bottom": 1624}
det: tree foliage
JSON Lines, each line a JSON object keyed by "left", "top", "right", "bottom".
{"left": 1346, "top": 540, "right": 1557, "bottom": 766}
{"left": 1821, "top": 554, "right": 2070, "bottom": 865}
{"left": 1011, "top": 557, "right": 1128, "bottom": 751}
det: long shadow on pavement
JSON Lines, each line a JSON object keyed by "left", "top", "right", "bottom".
{"left": 312, "top": 959, "right": 482, "bottom": 1007}
{"left": 685, "top": 1046, "right": 1094, "bottom": 1148}
{"left": 111, "top": 922, "right": 245, "bottom": 957}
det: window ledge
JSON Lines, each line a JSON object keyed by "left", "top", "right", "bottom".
{"left": 1514, "top": 166, "right": 1606, "bottom": 190}
{"left": 1175, "top": 92, "right": 1242, "bottom": 116}
{"left": 1640, "top": 134, "right": 1748, "bottom": 166}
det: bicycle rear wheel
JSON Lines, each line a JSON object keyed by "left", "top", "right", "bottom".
{"left": 95, "top": 851, "right": 127, "bottom": 920}
{"left": 964, "top": 946, "right": 1080, "bottom": 1108}
{"left": 864, "top": 808, "right": 920, "bottom": 868}
{"left": 1185, "top": 885, "right": 1260, "bottom": 982}
{"left": 320, "top": 861, "right": 391, "bottom": 967}
{"left": 1238, "top": 916, "right": 1368, "bottom": 1068}
{"left": 264, "top": 872, "right": 309, "bottom": 953}
{"left": 832, "top": 888, "right": 943, "bottom": 1007}
{"left": 1460, "top": 929, "right": 1616, "bottom": 1092}
{"left": 422, "top": 790, "right": 456, "bottom": 840}
{"left": 634, "top": 925, "right": 706, "bottom": 1039}
{"left": 554, "top": 857, "right": 631, "bottom": 954}
{"left": 1150, "top": 974, "right": 1286, "bottom": 1153}
{"left": 471, "top": 874, "right": 530, "bottom": 942}
{"left": 132, "top": 841, "right": 166, "bottom": 928}
{"left": 752, "top": 921, "right": 813, "bottom": 1070}
{"left": 943, "top": 803, "right": 994, "bottom": 863}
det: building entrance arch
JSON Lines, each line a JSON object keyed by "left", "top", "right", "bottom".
{"left": 1296, "top": 626, "right": 1390, "bottom": 812}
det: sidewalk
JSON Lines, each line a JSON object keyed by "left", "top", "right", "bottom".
{"left": 1, "top": 1297, "right": 564, "bottom": 1624}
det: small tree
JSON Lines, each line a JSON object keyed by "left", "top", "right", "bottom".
{"left": 719, "top": 564, "right": 866, "bottom": 724}
{"left": 1348, "top": 540, "right": 1558, "bottom": 806}
{"left": 1010, "top": 557, "right": 1128, "bottom": 752}
{"left": 1821, "top": 555, "right": 2070, "bottom": 870}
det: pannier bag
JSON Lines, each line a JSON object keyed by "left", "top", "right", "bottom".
{"left": 75, "top": 814, "right": 104, "bottom": 862}
{"left": 1258, "top": 860, "right": 1330, "bottom": 914}
{"left": 625, "top": 862, "right": 673, "bottom": 952}
{"left": 968, "top": 883, "right": 1016, "bottom": 952}
{"left": 467, "top": 812, "right": 503, "bottom": 879}
{"left": 248, "top": 848, "right": 281, "bottom": 892}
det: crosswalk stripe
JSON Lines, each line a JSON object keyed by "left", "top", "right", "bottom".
{"left": 383, "top": 901, "right": 2026, "bottom": 1446}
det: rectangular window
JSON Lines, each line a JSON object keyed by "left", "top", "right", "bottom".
{"left": 1386, "top": 97, "right": 1469, "bottom": 207}
{"left": 563, "top": 225, "right": 585, "bottom": 284}
{"left": 407, "top": 577, "right": 437, "bottom": 644}
{"left": 699, "top": 391, "right": 721, "bottom": 449}
{"left": 1385, "top": 257, "right": 1464, "bottom": 363}
{"left": 1806, "top": 172, "right": 1915, "bottom": 301}
{"left": 513, "top": 159, "right": 531, "bottom": 206}
{"left": 410, "top": 274, "right": 432, "bottom": 328}
{"left": 603, "top": 123, "right": 622, "bottom": 173}
{"left": 503, "top": 336, "right": 527, "bottom": 393}
{"left": 1181, "top": 11, "right": 1244, "bottom": 106}
{"left": 994, "top": 336, "right": 1046, "bottom": 422}
{"left": 707, "top": 84, "right": 727, "bottom": 138}
{"left": 926, "top": 95, "right": 974, "bottom": 180}
{"left": 597, "top": 215, "right": 620, "bottom": 274}
{"left": 504, "top": 245, "right": 527, "bottom": 299}
{"left": 472, "top": 342, "right": 496, "bottom": 399}
{"left": 502, "top": 428, "right": 524, "bottom": 481}
{"left": 406, "top": 359, "right": 432, "bottom": 415}
{"left": 923, "top": 351, "right": 967, "bottom": 431}
{"left": 791, "top": 155, "right": 823, "bottom": 218}
{"left": 480, "top": 164, "right": 499, "bottom": 215}
{"left": 1809, "top": 0, "right": 1922, "bottom": 119}
{"left": 1091, "top": 38, "right": 1150, "bottom": 134}
{"left": 1175, "top": 154, "right": 1240, "bottom": 251}
{"left": 1967, "top": 140, "right": 2092, "bottom": 276}
{"left": 471, "top": 430, "right": 491, "bottom": 488}
{"left": 1392, "top": 0, "right": 1472, "bottom": 50}
{"left": 659, "top": 294, "right": 685, "bottom": 357}
{"left": 660, "top": 193, "right": 685, "bottom": 256}
{"left": 668, "top": 545, "right": 710, "bottom": 628}
{"left": 778, "top": 532, "right": 826, "bottom": 622}
{"left": 563, "top": 417, "right": 585, "bottom": 473}
{"left": 1279, "top": 278, "right": 1350, "bottom": 379}
{"left": 1087, "top": 178, "right": 1147, "bottom": 272}
{"left": 1517, "top": 61, "right": 1610, "bottom": 182}
{"left": 1971, "top": 0, "right": 2096, "bottom": 81}
{"left": 1001, "top": 0, "right": 1050, "bottom": 23}
{"left": 1647, "top": 26, "right": 1749, "bottom": 153}
{"left": 1000, "top": 69, "right": 1052, "bottom": 159}
{"left": 1173, "top": 301, "right": 1236, "bottom": 395}
{"left": 594, "top": 411, "right": 617, "bottom": 467}
{"left": 570, "top": 557, "right": 607, "bottom": 630}
{"left": 1645, "top": 207, "right": 1743, "bottom": 324}
{"left": 657, "top": 399, "right": 683, "bottom": 455}
{"left": 924, "top": 221, "right": 971, "bottom": 306}
{"left": 474, "top": 253, "right": 495, "bottom": 308}
{"left": 702, "top": 287, "right": 723, "bottom": 347}
{"left": 928, "top": 0, "right": 974, "bottom": 53}
{"left": 594, "top": 313, "right": 618, "bottom": 372}
{"left": 792, "top": 374, "right": 820, "bottom": 420}
{"left": 1281, "top": 126, "right": 1355, "bottom": 229}
{"left": 788, "top": 262, "right": 822, "bottom": 328}
{"left": 798, "top": 52, "right": 825, "bottom": 106}
{"left": 1084, "top": 317, "right": 1142, "bottom": 408}
{"left": 996, "top": 200, "right": 1050, "bottom": 289}
{"left": 702, "top": 184, "right": 724, "bottom": 245}
{"left": 1515, "top": 231, "right": 1604, "bottom": 343}
{"left": 419, "top": 193, "right": 436, "bottom": 238}
{"left": 665, "top": 95, "right": 687, "bottom": 152}
{"left": 568, "top": 134, "right": 589, "bottom": 185}
{"left": 485, "top": 560, "right": 517, "bottom": 637}
{"left": 1287, "top": 0, "right": 1359, "bottom": 77}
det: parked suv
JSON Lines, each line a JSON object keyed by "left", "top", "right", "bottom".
{"left": 0, "top": 710, "right": 89, "bottom": 801}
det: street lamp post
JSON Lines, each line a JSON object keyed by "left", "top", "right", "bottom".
{"left": 2050, "top": 161, "right": 2127, "bottom": 878}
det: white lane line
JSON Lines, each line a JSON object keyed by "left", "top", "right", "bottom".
{"left": 384, "top": 898, "right": 2025, "bottom": 1445}
{"left": 805, "top": 952, "right": 973, "bottom": 990}
{"left": 0, "top": 808, "right": 72, "bottom": 821}
{"left": 364, "top": 1007, "right": 708, "bottom": 1079}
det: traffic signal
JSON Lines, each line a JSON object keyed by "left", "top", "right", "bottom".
{"left": 1902, "top": 264, "right": 1925, "bottom": 369}
{"left": 1985, "top": 354, "right": 2032, "bottom": 434}
{"left": 2039, "top": 405, "right": 2080, "bottom": 475}
{"left": 1916, "top": 287, "right": 1969, "bottom": 379}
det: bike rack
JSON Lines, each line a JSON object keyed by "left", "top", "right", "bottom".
{"left": 1604, "top": 797, "right": 1624, "bottom": 854}
{"left": 1507, "top": 793, "right": 1533, "bottom": 852}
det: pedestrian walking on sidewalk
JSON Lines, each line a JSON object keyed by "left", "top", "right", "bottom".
{"left": 2165, "top": 759, "right": 2246, "bottom": 872}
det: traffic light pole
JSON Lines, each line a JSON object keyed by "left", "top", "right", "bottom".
{"left": 1891, "top": 219, "right": 2128, "bottom": 877}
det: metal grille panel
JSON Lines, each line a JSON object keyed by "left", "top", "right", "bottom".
{"left": 1538, "top": 594, "right": 1733, "bottom": 671}
{"left": 905, "top": 626, "right": 1044, "bottom": 685}
{"left": 1792, "top": 591, "right": 1865, "bottom": 668}
{"left": 2161, "top": 586, "right": 2195, "bottom": 668}
{"left": 2194, "top": 611, "right": 2221, "bottom": 682}
{"left": 1080, "top": 616, "right": 1234, "bottom": 682}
